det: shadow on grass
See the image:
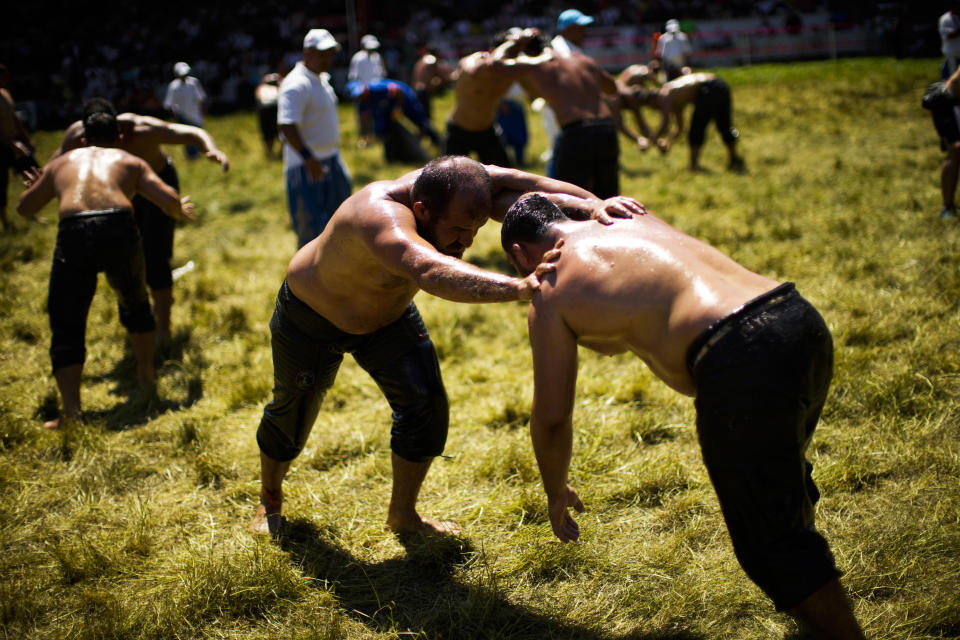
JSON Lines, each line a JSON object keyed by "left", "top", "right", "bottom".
{"left": 78, "top": 328, "right": 205, "bottom": 430}
{"left": 278, "top": 518, "right": 703, "bottom": 640}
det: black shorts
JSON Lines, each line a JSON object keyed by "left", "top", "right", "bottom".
{"left": 551, "top": 118, "right": 620, "bottom": 199}
{"left": 48, "top": 209, "right": 155, "bottom": 372}
{"left": 689, "top": 77, "right": 738, "bottom": 147}
{"left": 1, "top": 145, "right": 40, "bottom": 208}
{"left": 256, "top": 280, "right": 449, "bottom": 463}
{"left": 932, "top": 105, "right": 960, "bottom": 151}
{"left": 444, "top": 121, "right": 512, "bottom": 167}
{"left": 132, "top": 159, "right": 179, "bottom": 290}
{"left": 687, "top": 283, "right": 839, "bottom": 612}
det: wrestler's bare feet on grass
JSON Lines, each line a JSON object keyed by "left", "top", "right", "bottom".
{"left": 249, "top": 488, "right": 283, "bottom": 535}
{"left": 43, "top": 412, "right": 78, "bottom": 430}
{"left": 249, "top": 503, "right": 283, "bottom": 535}
{"left": 386, "top": 511, "right": 462, "bottom": 536}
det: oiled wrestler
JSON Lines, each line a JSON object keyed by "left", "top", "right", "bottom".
{"left": 501, "top": 194, "right": 867, "bottom": 639}
{"left": 17, "top": 112, "right": 195, "bottom": 429}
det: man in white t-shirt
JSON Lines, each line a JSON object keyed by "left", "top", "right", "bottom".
{"left": 163, "top": 62, "right": 207, "bottom": 159}
{"left": 348, "top": 34, "right": 387, "bottom": 85}
{"left": 278, "top": 29, "right": 352, "bottom": 247}
{"left": 656, "top": 19, "right": 692, "bottom": 81}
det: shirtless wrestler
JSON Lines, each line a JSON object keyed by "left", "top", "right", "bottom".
{"left": 17, "top": 112, "right": 195, "bottom": 428}
{"left": 501, "top": 193, "right": 866, "bottom": 640}
{"left": 249, "top": 155, "right": 645, "bottom": 537}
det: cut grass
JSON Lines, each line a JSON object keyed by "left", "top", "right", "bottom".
{"left": 1, "top": 57, "right": 958, "bottom": 638}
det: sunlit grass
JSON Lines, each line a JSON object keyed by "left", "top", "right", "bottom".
{"left": 1, "top": 57, "right": 958, "bottom": 638}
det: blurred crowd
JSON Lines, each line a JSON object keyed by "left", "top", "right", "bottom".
{"left": 0, "top": 0, "right": 935, "bottom": 130}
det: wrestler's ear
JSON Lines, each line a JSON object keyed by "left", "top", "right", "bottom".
{"left": 412, "top": 200, "right": 430, "bottom": 224}
{"left": 509, "top": 241, "right": 535, "bottom": 275}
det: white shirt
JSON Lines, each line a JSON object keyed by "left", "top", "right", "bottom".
{"left": 278, "top": 61, "right": 341, "bottom": 168}
{"left": 550, "top": 34, "right": 581, "bottom": 59}
{"left": 348, "top": 49, "right": 386, "bottom": 85}
{"left": 940, "top": 11, "right": 960, "bottom": 57}
{"left": 656, "top": 31, "right": 692, "bottom": 68}
{"left": 163, "top": 76, "right": 206, "bottom": 125}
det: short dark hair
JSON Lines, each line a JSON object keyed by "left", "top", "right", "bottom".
{"left": 490, "top": 28, "right": 547, "bottom": 55}
{"left": 83, "top": 97, "right": 117, "bottom": 119}
{"left": 83, "top": 111, "right": 120, "bottom": 145}
{"left": 412, "top": 155, "right": 490, "bottom": 216}
{"left": 501, "top": 193, "right": 568, "bottom": 252}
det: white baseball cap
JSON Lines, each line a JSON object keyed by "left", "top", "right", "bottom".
{"left": 173, "top": 61, "right": 191, "bottom": 77}
{"left": 665, "top": 19, "right": 681, "bottom": 32}
{"left": 360, "top": 34, "right": 380, "bottom": 50}
{"left": 303, "top": 28, "right": 340, "bottom": 51}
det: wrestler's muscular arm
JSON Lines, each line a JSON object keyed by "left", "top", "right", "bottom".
{"left": 366, "top": 199, "right": 542, "bottom": 302}
{"left": 527, "top": 296, "right": 584, "bottom": 543}
{"left": 133, "top": 156, "right": 195, "bottom": 222}
{"left": 485, "top": 165, "right": 647, "bottom": 222}
{"left": 50, "top": 120, "right": 85, "bottom": 159}
{"left": 134, "top": 117, "right": 230, "bottom": 171}
{"left": 16, "top": 158, "right": 60, "bottom": 217}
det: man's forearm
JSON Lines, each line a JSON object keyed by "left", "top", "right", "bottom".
{"left": 414, "top": 253, "right": 530, "bottom": 303}
{"left": 530, "top": 416, "right": 574, "bottom": 502}
{"left": 490, "top": 166, "right": 594, "bottom": 199}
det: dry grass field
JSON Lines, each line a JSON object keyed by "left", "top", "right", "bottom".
{"left": 1, "top": 57, "right": 958, "bottom": 639}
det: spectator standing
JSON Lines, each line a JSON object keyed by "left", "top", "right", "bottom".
{"left": 278, "top": 29, "right": 352, "bottom": 247}
{"left": 656, "top": 19, "right": 693, "bottom": 81}
{"left": 348, "top": 34, "right": 387, "bottom": 86}
{"left": 922, "top": 65, "right": 960, "bottom": 219}
{"left": 163, "top": 62, "right": 207, "bottom": 159}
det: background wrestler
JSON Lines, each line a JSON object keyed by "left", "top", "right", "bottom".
{"left": 517, "top": 33, "right": 621, "bottom": 197}
{"left": 445, "top": 29, "right": 550, "bottom": 167}
{"left": 250, "top": 155, "right": 644, "bottom": 537}
{"left": 501, "top": 194, "right": 866, "bottom": 640}
{"left": 53, "top": 98, "right": 229, "bottom": 346}
{"left": 1, "top": 62, "right": 41, "bottom": 231}
{"left": 632, "top": 71, "right": 744, "bottom": 171}
{"left": 17, "top": 112, "right": 195, "bottom": 429}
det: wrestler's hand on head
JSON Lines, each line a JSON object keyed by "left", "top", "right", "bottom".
{"left": 548, "top": 484, "right": 585, "bottom": 543}
{"left": 179, "top": 195, "right": 197, "bottom": 222}
{"left": 592, "top": 196, "right": 647, "bottom": 224}
{"left": 518, "top": 239, "right": 563, "bottom": 298}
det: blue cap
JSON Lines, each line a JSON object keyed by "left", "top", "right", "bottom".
{"left": 557, "top": 9, "right": 594, "bottom": 31}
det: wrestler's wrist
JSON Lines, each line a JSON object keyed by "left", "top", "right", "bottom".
{"left": 299, "top": 146, "right": 314, "bottom": 161}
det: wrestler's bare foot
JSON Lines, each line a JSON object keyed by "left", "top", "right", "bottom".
{"left": 249, "top": 488, "right": 282, "bottom": 535}
{"left": 386, "top": 511, "right": 462, "bottom": 536}
{"left": 43, "top": 411, "right": 79, "bottom": 430}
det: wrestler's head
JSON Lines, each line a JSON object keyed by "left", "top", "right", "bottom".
{"left": 412, "top": 156, "right": 492, "bottom": 258}
{"left": 501, "top": 193, "right": 568, "bottom": 275}
{"left": 82, "top": 112, "right": 121, "bottom": 147}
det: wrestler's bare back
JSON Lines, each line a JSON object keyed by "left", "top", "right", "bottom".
{"left": 536, "top": 215, "right": 778, "bottom": 394}
{"left": 287, "top": 171, "right": 425, "bottom": 334}
{"left": 523, "top": 52, "right": 615, "bottom": 126}
{"left": 449, "top": 52, "right": 521, "bottom": 131}
{"left": 44, "top": 147, "right": 148, "bottom": 218}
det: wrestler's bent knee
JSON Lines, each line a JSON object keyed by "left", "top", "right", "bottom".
{"left": 390, "top": 387, "right": 449, "bottom": 463}
{"left": 257, "top": 419, "right": 305, "bottom": 462}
